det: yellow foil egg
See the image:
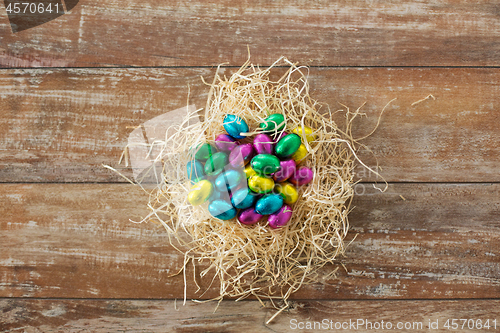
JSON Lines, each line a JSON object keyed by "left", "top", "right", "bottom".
{"left": 244, "top": 164, "right": 257, "bottom": 178}
{"left": 292, "top": 126, "right": 316, "bottom": 143}
{"left": 187, "top": 179, "right": 214, "bottom": 206}
{"left": 275, "top": 182, "right": 299, "bottom": 205}
{"left": 248, "top": 175, "right": 275, "bottom": 194}
{"left": 291, "top": 143, "right": 308, "bottom": 163}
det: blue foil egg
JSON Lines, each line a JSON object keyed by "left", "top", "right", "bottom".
{"left": 223, "top": 114, "right": 249, "bottom": 139}
{"left": 255, "top": 194, "right": 284, "bottom": 215}
{"left": 231, "top": 188, "right": 257, "bottom": 209}
{"left": 208, "top": 200, "right": 237, "bottom": 220}
{"left": 215, "top": 169, "right": 244, "bottom": 192}
{"left": 186, "top": 160, "right": 204, "bottom": 182}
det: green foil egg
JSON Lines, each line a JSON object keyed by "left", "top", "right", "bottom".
{"left": 194, "top": 143, "right": 215, "bottom": 161}
{"left": 204, "top": 152, "right": 228, "bottom": 176}
{"left": 259, "top": 114, "right": 285, "bottom": 133}
{"left": 251, "top": 154, "right": 280, "bottom": 175}
{"left": 275, "top": 133, "right": 301, "bottom": 159}
{"left": 187, "top": 179, "right": 214, "bottom": 206}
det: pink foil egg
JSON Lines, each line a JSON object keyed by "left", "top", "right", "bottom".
{"left": 272, "top": 159, "right": 296, "bottom": 182}
{"left": 238, "top": 208, "right": 264, "bottom": 225}
{"left": 215, "top": 134, "right": 239, "bottom": 152}
{"left": 229, "top": 143, "right": 255, "bottom": 168}
{"left": 289, "top": 166, "right": 314, "bottom": 186}
{"left": 253, "top": 133, "right": 274, "bottom": 155}
{"left": 268, "top": 205, "right": 293, "bottom": 228}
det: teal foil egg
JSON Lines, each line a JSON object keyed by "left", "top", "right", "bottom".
{"left": 231, "top": 188, "right": 257, "bottom": 209}
{"left": 204, "top": 152, "right": 228, "bottom": 176}
{"left": 208, "top": 200, "right": 237, "bottom": 220}
{"left": 223, "top": 114, "right": 249, "bottom": 139}
{"left": 186, "top": 160, "right": 204, "bottom": 182}
{"left": 275, "top": 133, "right": 301, "bottom": 159}
{"left": 215, "top": 169, "right": 244, "bottom": 192}
{"left": 208, "top": 188, "right": 230, "bottom": 203}
{"left": 255, "top": 194, "right": 283, "bottom": 215}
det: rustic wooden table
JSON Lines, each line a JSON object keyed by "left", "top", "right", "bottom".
{"left": 1, "top": 1, "right": 500, "bottom": 332}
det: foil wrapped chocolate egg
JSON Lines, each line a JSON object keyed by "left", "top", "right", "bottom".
{"left": 208, "top": 188, "right": 230, "bottom": 203}
{"left": 268, "top": 204, "right": 293, "bottom": 229}
{"left": 204, "top": 152, "right": 228, "bottom": 176}
{"left": 291, "top": 126, "right": 316, "bottom": 143}
{"left": 248, "top": 174, "right": 275, "bottom": 194}
{"left": 194, "top": 142, "right": 215, "bottom": 161}
{"left": 275, "top": 133, "right": 301, "bottom": 159}
{"left": 275, "top": 182, "right": 299, "bottom": 205}
{"left": 186, "top": 160, "right": 205, "bottom": 182}
{"left": 187, "top": 179, "right": 213, "bottom": 206}
{"left": 291, "top": 143, "right": 308, "bottom": 163}
{"left": 215, "top": 133, "right": 239, "bottom": 152}
{"left": 289, "top": 166, "right": 314, "bottom": 186}
{"left": 259, "top": 113, "right": 285, "bottom": 133}
{"left": 272, "top": 159, "right": 296, "bottom": 182}
{"left": 251, "top": 154, "right": 280, "bottom": 175}
{"left": 229, "top": 143, "right": 255, "bottom": 168}
{"left": 223, "top": 114, "right": 249, "bottom": 139}
{"left": 214, "top": 169, "right": 244, "bottom": 192}
{"left": 244, "top": 164, "right": 257, "bottom": 179}
{"left": 255, "top": 194, "right": 284, "bottom": 215}
{"left": 238, "top": 208, "right": 264, "bottom": 225}
{"left": 231, "top": 188, "right": 258, "bottom": 209}
{"left": 208, "top": 199, "right": 237, "bottom": 220}
{"left": 253, "top": 133, "right": 274, "bottom": 155}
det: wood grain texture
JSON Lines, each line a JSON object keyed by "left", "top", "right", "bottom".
{"left": 2, "top": 299, "right": 500, "bottom": 332}
{"left": 1, "top": 1, "right": 500, "bottom": 67}
{"left": 1, "top": 183, "right": 499, "bottom": 300}
{"left": 1, "top": 67, "right": 500, "bottom": 182}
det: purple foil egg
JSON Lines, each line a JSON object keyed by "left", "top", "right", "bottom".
{"left": 229, "top": 143, "right": 255, "bottom": 168}
{"left": 268, "top": 205, "right": 293, "bottom": 229}
{"left": 253, "top": 134, "right": 274, "bottom": 155}
{"left": 273, "top": 159, "right": 296, "bottom": 182}
{"left": 215, "top": 134, "right": 239, "bottom": 152}
{"left": 289, "top": 166, "right": 314, "bottom": 186}
{"left": 238, "top": 208, "right": 264, "bottom": 225}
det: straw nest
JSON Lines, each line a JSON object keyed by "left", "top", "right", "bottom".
{"left": 127, "top": 57, "right": 381, "bottom": 315}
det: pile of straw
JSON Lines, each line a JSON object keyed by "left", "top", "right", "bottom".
{"left": 127, "top": 57, "right": 380, "bottom": 318}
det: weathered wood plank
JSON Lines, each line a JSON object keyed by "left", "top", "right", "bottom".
{"left": 2, "top": 299, "right": 500, "bottom": 332}
{"left": 1, "top": 183, "right": 499, "bottom": 300}
{"left": 1, "top": 1, "right": 500, "bottom": 67}
{"left": 1, "top": 67, "right": 500, "bottom": 182}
